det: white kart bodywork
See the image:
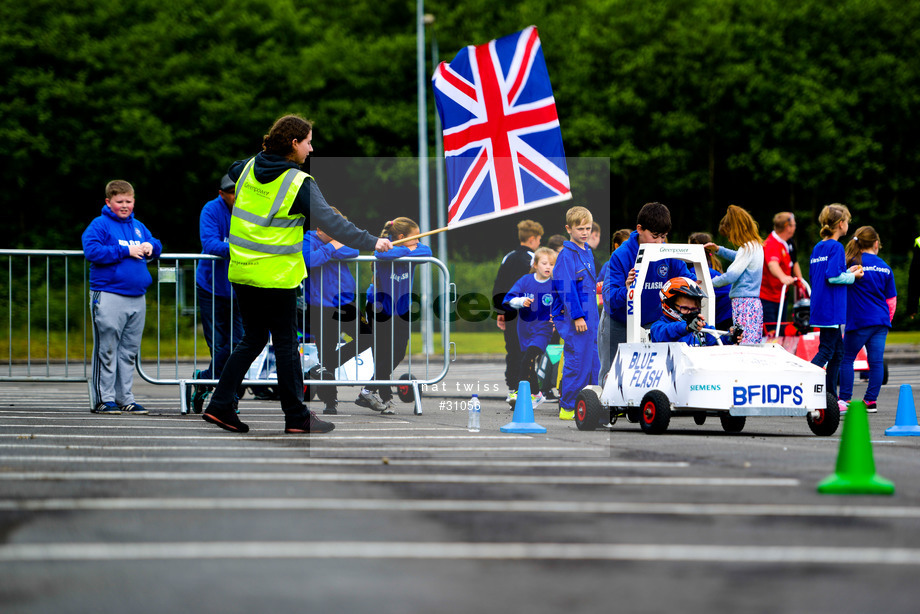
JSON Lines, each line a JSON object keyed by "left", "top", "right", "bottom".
{"left": 596, "top": 243, "right": 828, "bottom": 418}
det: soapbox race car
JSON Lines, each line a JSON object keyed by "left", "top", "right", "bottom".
{"left": 576, "top": 243, "right": 840, "bottom": 436}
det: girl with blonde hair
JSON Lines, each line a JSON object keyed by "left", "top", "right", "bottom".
{"left": 808, "top": 204, "right": 864, "bottom": 407}
{"left": 704, "top": 205, "right": 764, "bottom": 343}
{"left": 837, "top": 226, "right": 895, "bottom": 413}
{"left": 355, "top": 217, "right": 432, "bottom": 414}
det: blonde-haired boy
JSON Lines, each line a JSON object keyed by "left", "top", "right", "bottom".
{"left": 551, "top": 205, "right": 600, "bottom": 419}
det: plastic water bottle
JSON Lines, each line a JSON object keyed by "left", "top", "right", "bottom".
{"left": 467, "top": 394, "right": 481, "bottom": 432}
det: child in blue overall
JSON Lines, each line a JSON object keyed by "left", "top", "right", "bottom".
{"left": 503, "top": 246, "right": 557, "bottom": 405}
{"left": 650, "top": 277, "right": 742, "bottom": 346}
{"left": 838, "top": 226, "right": 896, "bottom": 413}
{"left": 356, "top": 217, "right": 432, "bottom": 415}
{"left": 809, "top": 203, "right": 864, "bottom": 408}
{"left": 551, "top": 206, "right": 600, "bottom": 420}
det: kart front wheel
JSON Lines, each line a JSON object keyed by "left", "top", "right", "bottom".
{"left": 639, "top": 390, "right": 671, "bottom": 435}
{"left": 575, "top": 389, "right": 603, "bottom": 431}
{"left": 693, "top": 413, "right": 706, "bottom": 426}
{"left": 807, "top": 391, "right": 841, "bottom": 436}
{"left": 719, "top": 414, "right": 746, "bottom": 433}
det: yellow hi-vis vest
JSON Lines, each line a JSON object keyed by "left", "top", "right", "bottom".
{"left": 915, "top": 236, "right": 920, "bottom": 249}
{"left": 228, "top": 158, "right": 308, "bottom": 289}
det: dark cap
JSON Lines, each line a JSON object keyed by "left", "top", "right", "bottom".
{"left": 219, "top": 174, "right": 235, "bottom": 192}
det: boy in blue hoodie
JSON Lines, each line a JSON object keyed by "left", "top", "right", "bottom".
{"left": 551, "top": 206, "right": 600, "bottom": 420}
{"left": 304, "top": 207, "right": 362, "bottom": 415}
{"left": 603, "top": 202, "right": 694, "bottom": 372}
{"left": 82, "top": 180, "right": 162, "bottom": 414}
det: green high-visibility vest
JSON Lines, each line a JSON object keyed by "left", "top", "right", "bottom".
{"left": 228, "top": 158, "right": 308, "bottom": 289}
{"left": 915, "top": 236, "right": 920, "bottom": 249}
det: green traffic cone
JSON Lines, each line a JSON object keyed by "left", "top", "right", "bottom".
{"left": 817, "top": 400, "right": 894, "bottom": 495}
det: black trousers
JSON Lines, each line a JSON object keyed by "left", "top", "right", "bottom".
{"left": 367, "top": 309, "right": 411, "bottom": 402}
{"left": 306, "top": 301, "right": 366, "bottom": 403}
{"left": 502, "top": 317, "right": 523, "bottom": 389}
{"left": 208, "top": 284, "right": 305, "bottom": 419}
{"left": 519, "top": 345, "right": 546, "bottom": 394}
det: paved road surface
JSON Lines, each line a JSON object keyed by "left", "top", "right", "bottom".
{"left": 1, "top": 360, "right": 920, "bottom": 613}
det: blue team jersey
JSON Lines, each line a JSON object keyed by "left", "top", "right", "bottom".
{"left": 503, "top": 273, "right": 554, "bottom": 351}
{"left": 809, "top": 239, "right": 848, "bottom": 326}
{"left": 366, "top": 243, "right": 433, "bottom": 316}
{"left": 603, "top": 232, "right": 695, "bottom": 325}
{"left": 551, "top": 241, "right": 599, "bottom": 338}
{"left": 846, "top": 252, "right": 896, "bottom": 330}
{"left": 710, "top": 267, "right": 733, "bottom": 324}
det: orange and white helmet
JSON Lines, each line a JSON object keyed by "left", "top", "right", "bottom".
{"left": 660, "top": 277, "right": 706, "bottom": 321}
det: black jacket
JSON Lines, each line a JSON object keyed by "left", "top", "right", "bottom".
{"left": 491, "top": 245, "right": 534, "bottom": 318}
{"left": 228, "top": 153, "right": 378, "bottom": 252}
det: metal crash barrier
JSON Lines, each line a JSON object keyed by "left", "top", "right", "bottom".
{"left": 0, "top": 249, "right": 455, "bottom": 415}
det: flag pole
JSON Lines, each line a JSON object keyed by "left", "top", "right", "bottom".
{"left": 391, "top": 226, "right": 450, "bottom": 246}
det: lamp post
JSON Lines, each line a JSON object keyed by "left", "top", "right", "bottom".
{"left": 416, "top": 1, "right": 433, "bottom": 353}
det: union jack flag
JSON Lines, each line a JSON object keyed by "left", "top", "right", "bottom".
{"left": 432, "top": 26, "right": 571, "bottom": 229}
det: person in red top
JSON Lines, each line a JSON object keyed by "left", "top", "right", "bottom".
{"left": 760, "top": 212, "right": 803, "bottom": 329}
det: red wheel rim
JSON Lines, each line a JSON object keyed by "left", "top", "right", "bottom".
{"left": 814, "top": 406, "right": 825, "bottom": 424}
{"left": 643, "top": 401, "right": 655, "bottom": 424}
{"left": 576, "top": 399, "right": 586, "bottom": 421}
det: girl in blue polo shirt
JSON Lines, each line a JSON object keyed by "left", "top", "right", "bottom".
{"left": 356, "top": 217, "right": 432, "bottom": 414}
{"left": 838, "top": 226, "right": 896, "bottom": 413}
{"left": 503, "top": 247, "right": 557, "bottom": 401}
{"left": 809, "top": 204, "right": 864, "bottom": 404}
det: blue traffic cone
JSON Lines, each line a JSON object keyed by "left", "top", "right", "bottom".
{"left": 500, "top": 380, "right": 547, "bottom": 434}
{"left": 885, "top": 384, "right": 920, "bottom": 436}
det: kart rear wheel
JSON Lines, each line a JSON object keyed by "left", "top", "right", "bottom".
{"left": 693, "top": 413, "right": 706, "bottom": 426}
{"left": 807, "top": 391, "right": 841, "bottom": 436}
{"left": 575, "top": 389, "right": 603, "bottom": 431}
{"left": 639, "top": 390, "right": 671, "bottom": 435}
{"left": 719, "top": 414, "right": 746, "bottom": 433}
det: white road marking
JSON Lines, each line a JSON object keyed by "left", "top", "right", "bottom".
{"left": 0, "top": 471, "right": 798, "bottom": 486}
{"left": 0, "top": 433, "right": 530, "bottom": 440}
{"left": 1, "top": 541, "right": 918, "bottom": 564}
{"left": 0, "top": 497, "right": 915, "bottom": 518}
{"left": 0, "top": 443, "right": 612, "bottom": 454}
{"left": 0, "top": 423, "right": 463, "bottom": 432}
{"left": 0, "top": 455, "right": 689, "bottom": 468}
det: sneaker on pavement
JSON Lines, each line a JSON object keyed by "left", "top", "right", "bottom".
{"left": 92, "top": 401, "right": 121, "bottom": 415}
{"left": 559, "top": 407, "right": 575, "bottom": 421}
{"left": 356, "top": 389, "right": 388, "bottom": 412}
{"left": 504, "top": 390, "right": 516, "bottom": 403}
{"left": 838, "top": 399, "right": 849, "bottom": 415}
{"left": 532, "top": 392, "right": 545, "bottom": 408}
{"left": 323, "top": 402, "right": 338, "bottom": 415}
{"left": 203, "top": 405, "right": 249, "bottom": 433}
{"left": 380, "top": 398, "right": 397, "bottom": 415}
{"left": 285, "top": 411, "right": 335, "bottom": 434}
{"left": 864, "top": 400, "right": 878, "bottom": 413}
{"left": 190, "top": 369, "right": 211, "bottom": 414}
{"left": 120, "top": 403, "right": 148, "bottom": 415}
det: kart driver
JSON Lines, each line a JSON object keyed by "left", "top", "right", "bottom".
{"left": 650, "top": 277, "right": 743, "bottom": 346}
